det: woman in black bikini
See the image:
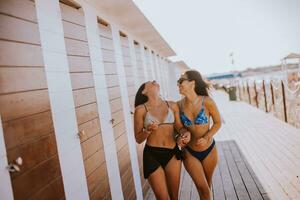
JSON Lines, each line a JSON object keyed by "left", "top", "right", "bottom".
{"left": 134, "top": 80, "right": 190, "bottom": 200}
{"left": 177, "top": 70, "right": 222, "bottom": 200}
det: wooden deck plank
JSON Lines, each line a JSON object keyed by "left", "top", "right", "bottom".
{"left": 218, "top": 142, "right": 239, "bottom": 200}
{"left": 190, "top": 179, "right": 198, "bottom": 200}
{"left": 179, "top": 168, "right": 193, "bottom": 200}
{"left": 222, "top": 141, "right": 251, "bottom": 200}
{"left": 212, "top": 158, "right": 226, "bottom": 200}
{"left": 178, "top": 166, "right": 185, "bottom": 198}
{"left": 228, "top": 141, "right": 264, "bottom": 200}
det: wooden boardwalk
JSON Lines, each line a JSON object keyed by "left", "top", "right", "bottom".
{"left": 145, "top": 91, "right": 300, "bottom": 200}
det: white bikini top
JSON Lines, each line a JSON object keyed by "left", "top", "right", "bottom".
{"left": 143, "top": 101, "right": 175, "bottom": 128}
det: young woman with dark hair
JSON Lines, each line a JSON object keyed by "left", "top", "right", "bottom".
{"left": 134, "top": 80, "right": 190, "bottom": 200}
{"left": 177, "top": 70, "right": 222, "bottom": 200}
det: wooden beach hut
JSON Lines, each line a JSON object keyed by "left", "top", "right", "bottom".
{"left": 0, "top": 0, "right": 184, "bottom": 199}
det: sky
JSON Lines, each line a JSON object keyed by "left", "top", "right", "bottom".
{"left": 133, "top": 0, "right": 300, "bottom": 75}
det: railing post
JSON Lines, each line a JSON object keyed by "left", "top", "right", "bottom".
{"left": 238, "top": 84, "right": 242, "bottom": 101}
{"left": 270, "top": 81, "right": 275, "bottom": 113}
{"left": 281, "top": 80, "right": 288, "bottom": 123}
{"left": 254, "top": 80, "right": 259, "bottom": 108}
{"left": 244, "top": 83, "right": 247, "bottom": 102}
{"left": 247, "top": 81, "right": 251, "bottom": 105}
{"left": 262, "top": 80, "right": 268, "bottom": 112}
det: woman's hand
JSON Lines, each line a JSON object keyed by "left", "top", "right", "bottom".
{"left": 195, "top": 137, "right": 209, "bottom": 147}
{"left": 146, "top": 122, "right": 159, "bottom": 133}
{"left": 177, "top": 131, "right": 191, "bottom": 148}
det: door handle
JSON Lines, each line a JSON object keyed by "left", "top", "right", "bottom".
{"left": 110, "top": 118, "right": 115, "bottom": 124}
{"left": 77, "top": 130, "right": 86, "bottom": 140}
{"left": 7, "top": 157, "right": 23, "bottom": 172}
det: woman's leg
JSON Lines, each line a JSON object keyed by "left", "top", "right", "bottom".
{"left": 148, "top": 166, "right": 169, "bottom": 200}
{"left": 183, "top": 150, "right": 212, "bottom": 200}
{"left": 164, "top": 156, "right": 182, "bottom": 200}
{"left": 202, "top": 146, "right": 218, "bottom": 187}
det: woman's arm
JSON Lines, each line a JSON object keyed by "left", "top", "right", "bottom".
{"left": 169, "top": 101, "right": 185, "bottom": 133}
{"left": 203, "top": 97, "right": 222, "bottom": 140}
{"left": 169, "top": 101, "right": 191, "bottom": 146}
{"left": 134, "top": 106, "right": 151, "bottom": 144}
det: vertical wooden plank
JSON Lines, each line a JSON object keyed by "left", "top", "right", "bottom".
{"left": 281, "top": 81, "right": 288, "bottom": 123}
{"left": 223, "top": 141, "right": 251, "bottom": 200}
{"left": 147, "top": 48, "right": 156, "bottom": 81}
{"left": 228, "top": 141, "right": 264, "bottom": 200}
{"left": 270, "top": 81, "right": 276, "bottom": 113}
{"left": 179, "top": 169, "right": 192, "bottom": 200}
{"left": 247, "top": 81, "right": 251, "bottom": 105}
{"left": 218, "top": 142, "right": 238, "bottom": 200}
{"left": 154, "top": 54, "right": 163, "bottom": 96}
{"left": 168, "top": 62, "right": 181, "bottom": 101}
{"left": 35, "top": 0, "right": 89, "bottom": 199}
{"left": 128, "top": 37, "right": 139, "bottom": 90}
{"left": 111, "top": 25, "right": 143, "bottom": 199}
{"left": 84, "top": 5, "right": 123, "bottom": 200}
{"left": 212, "top": 147, "right": 226, "bottom": 200}
{"left": 254, "top": 81, "right": 259, "bottom": 108}
{"left": 134, "top": 42, "right": 144, "bottom": 86}
{"left": 239, "top": 83, "right": 242, "bottom": 101}
{"left": 61, "top": 2, "right": 111, "bottom": 199}
{"left": 128, "top": 37, "right": 150, "bottom": 197}
{"left": 140, "top": 44, "right": 149, "bottom": 81}
{"left": 262, "top": 80, "right": 268, "bottom": 112}
{"left": 0, "top": 1, "right": 66, "bottom": 199}
{"left": 151, "top": 51, "right": 159, "bottom": 83}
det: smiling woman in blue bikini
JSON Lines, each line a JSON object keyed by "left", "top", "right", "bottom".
{"left": 177, "top": 70, "right": 222, "bottom": 200}
{"left": 134, "top": 80, "right": 190, "bottom": 200}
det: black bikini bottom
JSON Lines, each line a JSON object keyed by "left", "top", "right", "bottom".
{"left": 143, "top": 144, "right": 182, "bottom": 179}
{"left": 185, "top": 139, "right": 216, "bottom": 162}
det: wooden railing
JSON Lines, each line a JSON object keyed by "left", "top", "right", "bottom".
{"left": 237, "top": 79, "right": 300, "bottom": 128}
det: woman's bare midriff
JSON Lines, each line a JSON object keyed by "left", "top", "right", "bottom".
{"left": 186, "top": 124, "right": 213, "bottom": 151}
{"left": 146, "top": 125, "right": 176, "bottom": 148}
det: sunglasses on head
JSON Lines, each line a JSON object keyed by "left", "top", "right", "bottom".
{"left": 177, "top": 77, "right": 190, "bottom": 85}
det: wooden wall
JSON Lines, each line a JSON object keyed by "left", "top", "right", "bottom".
{"left": 121, "top": 36, "right": 150, "bottom": 196}
{"left": 0, "top": 0, "right": 65, "bottom": 199}
{"left": 145, "top": 48, "right": 153, "bottom": 81}
{"left": 134, "top": 43, "right": 146, "bottom": 85}
{"left": 120, "top": 36, "right": 136, "bottom": 111}
{"left": 98, "top": 23, "right": 137, "bottom": 200}
{"left": 59, "top": 3, "right": 111, "bottom": 199}
{"left": 0, "top": 0, "right": 174, "bottom": 199}
{"left": 151, "top": 51, "right": 159, "bottom": 84}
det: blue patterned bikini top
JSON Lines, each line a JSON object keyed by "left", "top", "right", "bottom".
{"left": 179, "top": 96, "right": 209, "bottom": 126}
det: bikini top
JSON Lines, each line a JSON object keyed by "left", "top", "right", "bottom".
{"left": 179, "top": 96, "right": 209, "bottom": 126}
{"left": 144, "top": 101, "right": 175, "bottom": 128}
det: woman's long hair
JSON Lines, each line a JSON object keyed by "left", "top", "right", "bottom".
{"left": 134, "top": 83, "right": 148, "bottom": 107}
{"left": 185, "top": 70, "right": 209, "bottom": 96}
